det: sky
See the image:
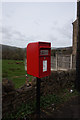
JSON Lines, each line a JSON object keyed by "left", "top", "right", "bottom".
{"left": 1, "top": 2, "right": 77, "bottom": 48}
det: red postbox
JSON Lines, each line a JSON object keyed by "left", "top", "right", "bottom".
{"left": 27, "top": 42, "right": 51, "bottom": 78}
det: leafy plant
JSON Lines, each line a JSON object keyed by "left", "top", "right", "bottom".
{"left": 3, "top": 89, "right": 79, "bottom": 119}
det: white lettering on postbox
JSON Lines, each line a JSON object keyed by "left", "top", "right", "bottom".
{"left": 43, "top": 60, "right": 47, "bottom": 72}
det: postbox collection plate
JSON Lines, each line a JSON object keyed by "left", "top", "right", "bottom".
{"left": 43, "top": 60, "right": 47, "bottom": 72}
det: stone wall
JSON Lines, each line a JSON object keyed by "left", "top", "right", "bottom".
{"left": 2, "top": 80, "right": 36, "bottom": 117}
{"left": 41, "top": 70, "right": 76, "bottom": 95}
{"left": 2, "top": 70, "right": 76, "bottom": 117}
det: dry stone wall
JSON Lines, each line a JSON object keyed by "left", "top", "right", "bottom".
{"left": 41, "top": 70, "right": 76, "bottom": 95}
{"left": 2, "top": 70, "right": 76, "bottom": 117}
{"left": 2, "top": 82, "right": 36, "bottom": 117}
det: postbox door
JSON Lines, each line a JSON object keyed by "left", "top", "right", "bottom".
{"left": 39, "top": 56, "right": 50, "bottom": 77}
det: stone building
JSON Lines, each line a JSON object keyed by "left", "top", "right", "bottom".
{"left": 72, "top": 19, "right": 78, "bottom": 55}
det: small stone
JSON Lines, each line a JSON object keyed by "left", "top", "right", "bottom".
{"left": 53, "top": 108, "right": 54, "bottom": 111}
{"left": 27, "top": 83, "right": 30, "bottom": 87}
{"left": 52, "top": 104, "right": 54, "bottom": 106}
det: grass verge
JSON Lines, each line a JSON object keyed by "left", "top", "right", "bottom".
{"left": 2, "top": 59, "right": 32, "bottom": 88}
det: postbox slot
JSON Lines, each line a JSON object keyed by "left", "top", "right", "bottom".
{"left": 39, "top": 42, "right": 51, "bottom": 48}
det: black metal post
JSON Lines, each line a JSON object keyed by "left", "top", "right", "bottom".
{"left": 36, "top": 77, "right": 41, "bottom": 119}
{"left": 76, "top": 1, "right": 80, "bottom": 92}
